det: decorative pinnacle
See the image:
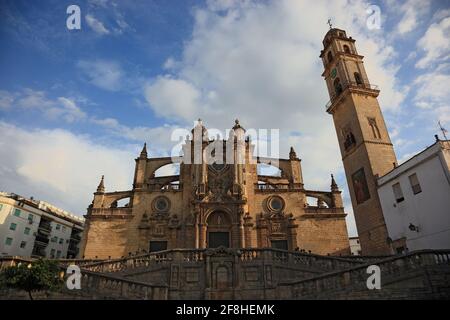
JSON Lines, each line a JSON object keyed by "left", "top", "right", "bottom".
{"left": 97, "top": 175, "right": 105, "bottom": 193}
{"left": 140, "top": 142, "right": 148, "bottom": 159}
{"left": 289, "top": 146, "right": 297, "bottom": 160}
{"left": 232, "top": 118, "right": 245, "bottom": 131}
{"left": 331, "top": 174, "right": 339, "bottom": 192}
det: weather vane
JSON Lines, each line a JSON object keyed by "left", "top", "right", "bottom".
{"left": 438, "top": 121, "right": 448, "bottom": 140}
{"left": 327, "top": 19, "right": 333, "bottom": 29}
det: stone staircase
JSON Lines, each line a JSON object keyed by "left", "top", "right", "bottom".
{"left": 277, "top": 249, "right": 450, "bottom": 299}
{"left": 1, "top": 249, "right": 448, "bottom": 299}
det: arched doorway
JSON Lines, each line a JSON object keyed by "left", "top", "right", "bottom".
{"left": 206, "top": 211, "right": 231, "bottom": 248}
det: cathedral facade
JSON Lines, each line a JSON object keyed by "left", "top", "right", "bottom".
{"left": 80, "top": 120, "right": 350, "bottom": 259}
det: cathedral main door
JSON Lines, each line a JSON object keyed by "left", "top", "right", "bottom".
{"left": 208, "top": 232, "right": 230, "bottom": 248}
{"left": 206, "top": 211, "right": 231, "bottom": 248}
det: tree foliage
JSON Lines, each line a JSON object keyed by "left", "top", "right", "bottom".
{"left": 0, "top": 259, "right": 64, "bottom": 299}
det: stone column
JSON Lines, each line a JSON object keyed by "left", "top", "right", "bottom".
{"left": 199, "top": 223, "right": 207, "bottom": 248}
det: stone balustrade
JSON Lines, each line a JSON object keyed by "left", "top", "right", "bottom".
{"left": 68, "top": 270, "right": 167, "bottom": 299}
{"left": 277, "top": 249, "right": 450, "bottom": 299}
{"left": 81, "top": 247, "right": 362, "bottom": 274}
{"left": 0, "top": 256, "right": 168, "bottom": 300}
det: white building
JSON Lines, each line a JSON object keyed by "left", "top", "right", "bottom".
{"left": 377, "top": 138, "right": 450, "bottom": 253}
{"left": 0, "top": 192, "right": 84, "bottom": 258}
{"left": 349, "top": 237, "right": 361, "bottom": 256}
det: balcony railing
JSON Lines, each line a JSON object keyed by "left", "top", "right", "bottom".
{"left": 254, "top": 183, "right": 303, "bottom": 191}
{"left": 35, "top": 234, "right": 50, "bottom": 245}
{"left": 70, "top": 233, "right": 82, "bottom": 241}
{"left": 325, "top": 81, "right": 379, "bottom": 110}
{"left": 38, "top": 222, "right": 52, "bottom": 233}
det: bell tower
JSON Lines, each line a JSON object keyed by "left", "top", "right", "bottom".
{"left": 320, "top": 28, "right": 397, "bottom": 255}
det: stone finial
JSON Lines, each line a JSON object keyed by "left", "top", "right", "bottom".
{"left": 435, "top": 134, "right": 440, "bottom": 142}
{"left": 331, "top": 174, "right": 339, "bottom": 192}
{"left": 140, "top": 142, "right": 148, "bottom": 159}
{"left": 232, "top": 118, "right": 245, "bottom": 131}
{"left": 289, "top": 146, "right": 297, "bottom": 160}
{"left": 97, "top": 175, "right": 105, "bottom": 193}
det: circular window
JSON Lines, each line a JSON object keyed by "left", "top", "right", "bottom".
{"left": 267, "top": 196, "right": 285, "bottom": 213}
{"left": 152, "top": 196, "right": 170, "bottom": 213}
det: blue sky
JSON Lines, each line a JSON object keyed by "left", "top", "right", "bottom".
{"left": 0, "top": 0, "right": 449, "bottom": 236}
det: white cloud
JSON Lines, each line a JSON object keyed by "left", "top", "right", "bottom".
{"left": 2, "top": 88, "right": 86, "bottom": 123}
{"left": 144, "top": 76, "right": 203, "bottom": 121}
{"left": 86, "top": 14, "right": 110, "bottom": 35}
{"left": 91, "top": 116, "right": 181, "bottom": 156}
{"left": 416, "top": 16, "right": 450, "bottom": 69}
{"left": 0, "top": 121, "right": 135, "bottom": 215}
{"left": 413, "top": 64, "right": 450, "bottom": 126}
{"left": 0, "top": 90, "right": 14, "bottom": 109}
{"left": 47, "top": 97, "right": 87, "bottom": 123}
{"left": 395, "top": 0, "right": 431, "bottom": 35}
{"left": 77, "top": 60, "right": 123, "bottom": 91}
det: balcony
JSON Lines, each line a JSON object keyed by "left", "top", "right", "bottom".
{"left": 35, "top": 234, "right": 50, "bottom": 245}
{"left": 70, "top": 233, "right": 82, "bottom": 242}
{"left": 325, "top": 81, "right": 379, "bottom": 111}
{"left": 38, "top": 221, "right": 52, "bottom": 234}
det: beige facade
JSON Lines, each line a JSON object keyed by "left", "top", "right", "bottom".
{"left": 81, "top": 120, "right": 350, "bottom": 259}
{"left": 321, "top": 28, "right": 397, "bottom": 255}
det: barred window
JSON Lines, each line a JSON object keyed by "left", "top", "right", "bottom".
{"left": 408, "top": 173, "right": 422, "bottom": 195}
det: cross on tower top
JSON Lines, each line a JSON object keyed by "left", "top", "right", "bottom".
{"left": 327, "top": 19, "right": 333, "bottom": 29}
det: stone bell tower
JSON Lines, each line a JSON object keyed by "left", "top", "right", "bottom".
{"left": 320, "top": 28, "right": 397, "bottom": 255}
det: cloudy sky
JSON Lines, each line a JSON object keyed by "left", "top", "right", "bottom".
{"left": 0, "top": 0, "right": 449, "bottom": 236}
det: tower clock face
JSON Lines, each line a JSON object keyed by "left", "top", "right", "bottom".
{"left": 331, "top": 68, "right": 337, "bottom": 79}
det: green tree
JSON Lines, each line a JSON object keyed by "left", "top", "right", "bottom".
{"left": 0, "top": 258, "right": 64, "bottom": 300}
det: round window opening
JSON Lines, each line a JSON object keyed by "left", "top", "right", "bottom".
{"left": 267, "top": 196, "right": 285, "bottom": 212}
{"left": 153, "top": 197, "right": 170, "bottom": 212}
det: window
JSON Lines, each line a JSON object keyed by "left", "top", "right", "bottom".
{"left": 59, "top": 238, "right": 64, "bottom": 244}
{"left": 333, "top": 77, "right": 343, "bottom": 96}
{"left": 343, "top": 45, "right": 351, "bottom": 54}
{"left": 20, "top": 241, "right": 26, "bottom": 249}
{"left": 9, "top": 223, "right": 17, "bottom": 231}
{"left": 327, "top": 51, "right": 333, "bottom": 63}
{"left": 409, "top": 173, "right": 422, "bottom": 195}
{"left": 50, "top": 249, "right": 55, "bottom": 258}
{"left": 56, "top": 224, "right": 61, "bottom": 230}
{"left": 24, "top": 227, "right": 31, "bottom": 235}
{"left": 271, "top": 240, "right": 288, "bottom": 250}
{"left": 368, "top": 118, "right": 382, "bottom": 139}
{"left": 5, "top": 237, "right": 13, "bottom": 246}
{"left": 149, "top": 241, "right": 168, "bottom": 253}
{"left": 62, "top": 226, "right": 66, "bottom": 232}
{"left": 392, "top": 183, "right": 404, "bottom": 203}
{"left": 14, "top": 208, "right": 21, "bottom": 217}
{"left": 51, "top": 236, "right": 58, "bottom": 243}
{"left": 28, "top": 214, "right": 34, "bottom": 222}
{"left": 56, "top": 251, "right": 61, "bottom": 259}
{"left": 354, "top": 72, "right": 363, "bottom": 85}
